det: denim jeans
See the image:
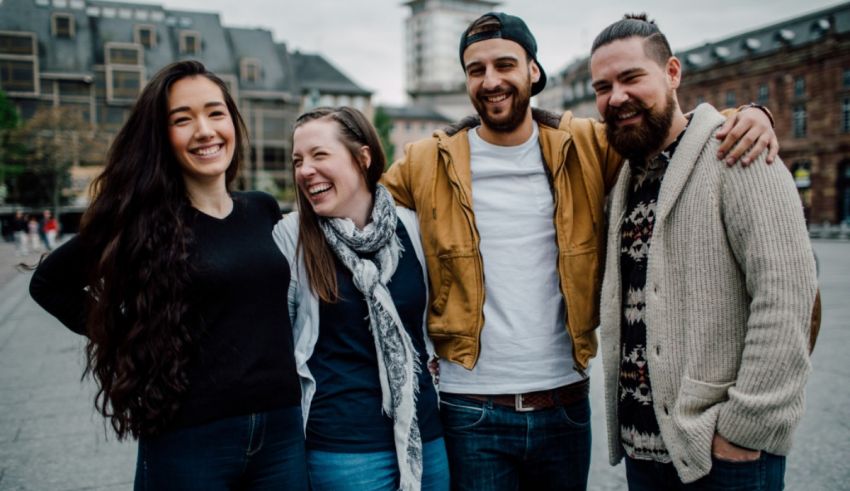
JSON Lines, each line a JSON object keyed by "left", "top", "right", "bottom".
{"left": 307, "top": 437, "right": 450, "bottom": 491}
{"left": 134, "top": 406, "right": 308, "bottom": 491}
{"left": 439, "top": 393, "right": 592, "bottom": 491}
{"left": 625, "top": 452, "right": 786, "bottom": 491}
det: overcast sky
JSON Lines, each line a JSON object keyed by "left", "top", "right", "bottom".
{"left": 132, "top": 0, "right": 846, "bottom": 105}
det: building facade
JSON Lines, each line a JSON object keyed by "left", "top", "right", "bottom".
{"left": 0, "top": 0, "right": 370, "bottom": 206}
{"left": 378, "top": 105, "right": 451, "bottom": 162}
{"left": 404, "top": 0, "right": 498, "bottom": 120}
{"left": 544, "top": 2, "right": 850, "bottom": 224}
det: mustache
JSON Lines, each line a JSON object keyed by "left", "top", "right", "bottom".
{"left": 604, "top": 100, "right": 648, "bottom": 122}
{"left": 477, "top": 85, "right": 515, "bottom": 98}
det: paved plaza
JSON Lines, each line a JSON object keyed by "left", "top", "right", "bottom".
{"left": 0, "top": 238, "right": 848, "bottom": 490}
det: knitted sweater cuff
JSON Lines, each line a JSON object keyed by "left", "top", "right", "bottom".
{"left": 715, "top": 402, "right": 798, "bottom": 455}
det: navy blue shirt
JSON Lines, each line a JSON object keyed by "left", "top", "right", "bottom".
{"left": 306, "top": 221, "right": 442, "bottom": 452}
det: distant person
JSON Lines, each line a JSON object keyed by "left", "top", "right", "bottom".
{"left": 12, "top": 210, "right": 28, "bottom": 256}
{"left": 590, "top": 14, "right": 818, "bottom": 490}
{"left": 26, "top": 216, "right": 41, "bottom": 253}
{"left": 29, "top": 60, "right": 307, "bottom": 490}
{"left": 381, "top": 11, "right": 777, "bottom": 490}
{"left": 42, "top": 209, "right": 59, "bottom": 250}
{"left": 273, "top": 107, "right": 448, "bottom": 491}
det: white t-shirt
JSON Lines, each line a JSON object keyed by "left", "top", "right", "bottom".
{"left": 439, "top": 123, "right": 585, "bottom": 394}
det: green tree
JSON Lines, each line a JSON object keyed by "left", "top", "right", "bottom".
{"left": 11, "top": 106, "right": 107, "bottom": 217}
{"left": 373, "top": 107, "right": 395, "bottom": 167}
{"left": 0, "top": 89, "right": 21, "bottom": 204}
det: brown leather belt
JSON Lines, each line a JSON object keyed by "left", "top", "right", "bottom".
{"left": 445, "top": 378, "right": 589, "bottom": 412}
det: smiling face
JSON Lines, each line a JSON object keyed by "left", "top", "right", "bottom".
{"left": 292, "top": 118, "right": 373, "bottom": 227}
{"left": 590, "top": 36, "right": 682, "bottom": 159}
{"left": 166, "top": 76, "right": 235, "bottom": 188}
{"left": 463, "top": 38, "right": 539, "bottom": 138}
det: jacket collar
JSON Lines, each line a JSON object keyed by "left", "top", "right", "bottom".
{"left": 432, "top": 108, "right": 569, "bottom": 193}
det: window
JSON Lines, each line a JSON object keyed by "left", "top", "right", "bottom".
{"left": 794, "top": 76, "right": 806, "bottom": 98}
{"left": 725, "top": 90, "right": 736, "bottom": 107}
{"left": 261, "top": 112, "right": 287, "bottom": 141}
{"left": 843, "top": 98, "right": 850, "bottom": 134}
{"left": 134, "top": 25, "right": 156, "bottom": 48}
{"left": 108, "top": 68, "right": 142, "bottom": 101}
{"left": 790, "top": 160, "right": 812, "bottom": 220}
{"left": 179, "top": 31, "right": 200, "bottom": 55}
{"left": 51, "top": 13, "right": 75, "bottom": 38}
{"left": 262, "top": 146, "right": 288, "bottom": 171}
{"left": 0, "top": 32, "right": 38, "bottom": 93}
{"left": 106, "top": 43, "right": 142, "bottom": 65}
{"left": 58, "top": 79, "right": 89, "bottom": 97}
{"left": 757, "top": 84, "right": 769, "bottom": 105}
{"left": 844, "top": 69, "right": 850, "bottom": 88}
{"left": 240, "top": 58, "right": 261, "bottom": 84}
{"left": 793, "top": 104, "right": 806, "bottom": 138}
{"left": 0, "top": 32, "right": 35, "bottom": 55}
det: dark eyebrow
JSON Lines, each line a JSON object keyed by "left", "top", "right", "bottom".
{"left": 464, "top": 55, "right": 520, "bottom": 71}
{"left": 592, "top": 67, "right": 646, "bottom": 90}
{"left": 168, "top": 101, "right": 226, "bottom": 117}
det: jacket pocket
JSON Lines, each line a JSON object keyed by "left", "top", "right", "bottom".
{"left": 429, "top": 249, "right": 476, "bottom": 317}
{"left": 562, "top": 245, "right": 601, "bottom": 335}
{"left": 671, "top": 377, "right": 736, "bottom": 472}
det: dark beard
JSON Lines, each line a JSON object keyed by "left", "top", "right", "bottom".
{"left": 605, "top": 92, "right": 675, "bottom": 160}
{"left": 471, "top": 79, "right": 531, "bottom": 134}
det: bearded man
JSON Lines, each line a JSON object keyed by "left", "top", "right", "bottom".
{"left": 590, "top": 14, "right": 817, "bottom": 490}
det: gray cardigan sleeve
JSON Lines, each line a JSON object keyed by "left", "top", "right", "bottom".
{"left": 716, "top": 152, "right": 818, "bottom": 451}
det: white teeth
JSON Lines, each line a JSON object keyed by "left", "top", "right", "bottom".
{"left": 194, "top": 144, "right": 221, "bottom": 156}
{"left": 308, "top": 183, "right": 332, "bottom": 195}
{"left": 486, "top": 94, "right": 509, "bottom": 103}
{"left": 618, "top": 112, "right": 637, "bottom": 120}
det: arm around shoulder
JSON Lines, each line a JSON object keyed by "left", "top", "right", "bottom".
{"left": 561, "top": 111, "right": 624, "bottom": 192}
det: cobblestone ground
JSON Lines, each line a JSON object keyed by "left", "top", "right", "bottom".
{"left": 0, "top": 239, "right": 847, "bottom": 490}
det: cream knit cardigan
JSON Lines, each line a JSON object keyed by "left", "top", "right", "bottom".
{"left": 599, "top": 103, "right": 818, "bottom": 483}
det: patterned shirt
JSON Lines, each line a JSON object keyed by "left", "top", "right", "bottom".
{"left": 618, "top": 127, "right": 687, "bottom": 463}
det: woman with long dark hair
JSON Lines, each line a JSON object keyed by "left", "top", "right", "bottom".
{"left": 272, "top": 107, "right": 448, "bottom": 491}
{"left": 29, "top": 60, "right": 307, "bottom": 490}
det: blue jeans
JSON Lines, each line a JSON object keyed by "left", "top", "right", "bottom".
{"left": 625, "top": 453, "right": 786, "bottom": 491}
{"left": 439, "top": 393, "right": 592, "bottom": 491}
{"left": 134, "top": 406, "right": 308, "bottom": 491}
{"left": 307, "top": 437, "right": 450, "bottom": 491}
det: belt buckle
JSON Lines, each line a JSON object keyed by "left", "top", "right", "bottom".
{"left": 515, "top": 393, "right": 535, "bottom": 412}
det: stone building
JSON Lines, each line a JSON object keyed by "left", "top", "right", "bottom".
{"left": 404, "top": 0, "right": 499, "bottom": 120}
{"left": 0, "top": 0, "right": 371, "bottom": 206}
{"left": 377, "top": 105, "right": 451, "bottom": 162}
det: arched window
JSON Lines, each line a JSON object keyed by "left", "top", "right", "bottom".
{"left": 839, "top": 160, "right": 850, "bottom": 225}
{"left": 790, "top": 160, "right": 812, "bottom": 222}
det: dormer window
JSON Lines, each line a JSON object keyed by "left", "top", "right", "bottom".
{"left": 179, "top": 31, "right": 200, "bottom": 55}
{"left": 240, "top": 58, "right": 261, "bottom": 83}
{"left": 52, "top": 13, "right": 75, "bottom": 38}
{"left": 106, "top": 42, "right": 142, "bottom": 65}
{"left": 134, "top": 25, "right": 156, "bottom": 48}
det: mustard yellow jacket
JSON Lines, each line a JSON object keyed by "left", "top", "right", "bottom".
{"left": 381, "top": 109, "right": 622, "bottom": 370}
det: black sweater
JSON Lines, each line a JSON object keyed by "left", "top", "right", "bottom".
{"left": 29, "top": 191, "right": 300, "bottom": 430}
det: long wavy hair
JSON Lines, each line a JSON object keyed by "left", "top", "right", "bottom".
{"left": 293, "top": 106, "right": 386, "bottom": 302}
{"left": 80, "top": 60, "right": 247, "bottom": 439}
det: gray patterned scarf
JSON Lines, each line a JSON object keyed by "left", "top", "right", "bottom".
{"left": 319, "top": 184, "right": 422, "bottom": 491}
